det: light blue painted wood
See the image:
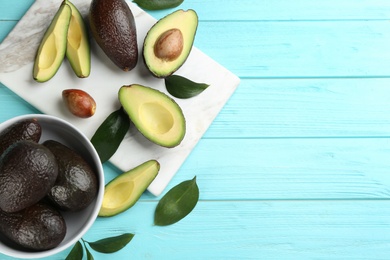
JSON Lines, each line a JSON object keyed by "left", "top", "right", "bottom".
{"left": 0, "top": 200, "right": 386, "bottom": 260}
{"left": 149, "top": 0, "right": 390, "bottom": 20}
{"left": 0, "top": 0, "right": 33, "bottom": 20}
{"left": 194, "top": 20, "right": 390, "bottom": 78}
{"left": 0, "top": 22, "right": 17, "bottom": 43}
{"left": 2, "top": 0, "right": 390, "bottom": 259}
{"left": 205, "top": 78, "right": 390, "bottom": 138}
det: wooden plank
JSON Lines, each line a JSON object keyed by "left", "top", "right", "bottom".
{"left": 204, "top": 78, "right": 390, "bottom": 138}
{"left": 149, "top": 0, "right": 390, "bottom": 21}
{"left": 174, "top": 138, "right": 390, "bottom": 200}
{"left": 194, "top": 20, "right": 390, "bottom": 78}
{"left": 32, "top": 200, "right": 390, "bottom": 260}
{"left": 3, "top": 0, "right": 390, "bottom": 21}
{"left": 0, "top": 0, "right": 34, "bottom": 20}
{"left": 133, "top": 137, "right": 390, "bottom": 200}
{"left": 0, "top": 22, "right": 17, "bottom": 43}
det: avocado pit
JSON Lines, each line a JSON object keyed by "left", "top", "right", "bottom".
{"left": 154, "top": 28, "right": 183, "bottom": 61}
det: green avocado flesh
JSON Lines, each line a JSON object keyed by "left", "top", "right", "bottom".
{"left": 33, "top": 3, "right": 71, "bottom": 82}
{"left": 119, "top": 84, "right": 186, "bottom": 148}
{"left": 143, "top": 9, "right": 198, "bottom": 78}
{"left": 99, "top": 160, "right": 160, "bottom": 217}
{"left": 65, "top": 0, "right": 91, "bottom": 78}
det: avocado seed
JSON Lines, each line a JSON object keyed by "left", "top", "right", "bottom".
{"left": 154, "top": 28, "right": 183, "bottom": 61}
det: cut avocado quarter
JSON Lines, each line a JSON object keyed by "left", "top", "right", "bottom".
{"left": 99, "top": 160, "right": 160, "bottom": 217}
{"left": 143, "top": 9, "right": 198, "bottom": 78}
{"left": 119, "top": 84, "right": 186, "bottom": 148}
{"left": 33, "top": 2, "right": 71, "bottom": 82}
{"left": 65, "top": 0, "right": 91, "bottom": 78}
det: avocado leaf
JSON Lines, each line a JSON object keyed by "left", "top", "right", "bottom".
{"left": 90, "top": 107, "right": 130, "bottom": 163}
{"left": 165, "top": 75, "right": 209, "bottom": 99}
{"left": 154, "top": 176, "right": 199, "bottom": 226}
{"left": 65, "top": 241, "right": 83, "bottom": 260}
{"left": 86, "top": 247, "right": 94, "bottom": 260}
{"left": 133, "top": 0, "right": 184, "bottom": 10}
{"left": 86, "top": 233, "right": 135, "bottom": 253}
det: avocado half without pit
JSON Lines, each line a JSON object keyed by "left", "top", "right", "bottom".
{"left": 33, "top": 0, "right": 91, "bottom": 82}
{"left": 119, "top": 84, "right": 186, "bottom": 148}
{"left": 143, "top": 9, "right": 198, "bottom": 78}
{"left": 65, "top": 0, "right": 91, "bottom": 78}
{"left": 33, "top": 2, "right": 71, "bottom": 82}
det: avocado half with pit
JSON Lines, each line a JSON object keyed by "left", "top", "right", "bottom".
{"left": 33, "top": 2, "right": 71, "bottom": 82}
{"left": 119, "top": 84, "right": 186, "bottom": 147}
{"left": 143, "top": 9, "right": 198, "bottom": 78}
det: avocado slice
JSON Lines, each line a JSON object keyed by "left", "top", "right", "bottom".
{"left": 65, "top": 0, "right": 91, "bottom": 78}
{"left": 33, "top": 2, "right": 72, "bottom": 82}
{"left": 143, "top": 9, "right": 198, "bottom": 78}
{"left": 118, "top": 84, "right": 186, "bottom": 148}
{"left": 99, "top": 160, "right": 160, "bottom": 217}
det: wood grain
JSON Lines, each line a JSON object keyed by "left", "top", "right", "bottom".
{"left": 2, "top": 0, "right": 390, "bottom": 259}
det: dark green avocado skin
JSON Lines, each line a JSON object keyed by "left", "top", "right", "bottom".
{"left": 0, "top": 141, "right": 58, "bottom": 213}
{"left": 89, "top": 0, "right": 138, "bottom": 71}
{"left": 0, "top": 202, "right": 66, "bottom": 251}
{"left": 0, "top": 119, "right": 41, "bottom": 156}
{"left": 43, "top": 140, "right": 98, "bottom": 211}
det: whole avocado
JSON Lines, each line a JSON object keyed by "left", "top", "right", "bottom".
{"left": 89, "top": 0, "right": 138, "bottom": 71}
{"left": 0, "top": 141, "right": 58, "bottom": 213}
{"left": 43, "top": 140, "right": 98, "bottom": 212}
{"left": 0, "top": 202, "right": 66, "bottom": 251}
{"left": 0, "top": 119, "right": 41, "bottom": 156}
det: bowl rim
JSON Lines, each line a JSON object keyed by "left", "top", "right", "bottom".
{"left": 0, "top": 114, "right": 105, "bottom": 259}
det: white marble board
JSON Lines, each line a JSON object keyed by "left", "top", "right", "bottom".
{"left": 0, "top": 0, "right": 240, "bottom": 196}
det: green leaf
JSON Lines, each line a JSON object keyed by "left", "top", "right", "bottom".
{"left": 154, "top": 176, "right": 199, "bottom": 226}
{"left": 133, "top": 0, "right": 184, "bottom": 10}
{"left": 86, "top": 247, "right": 94, "bottom": 260}
{"left": 165, "top": 75, "right": 209, "bottom": 99}
{"left": 90, "top": 107, "right": 130, "bottom": 163}
{"left": 87, "top": 233, "right": 135, "bottom": 254}
{"left": 65, "top": 241, "right": 84, "bottom": 260}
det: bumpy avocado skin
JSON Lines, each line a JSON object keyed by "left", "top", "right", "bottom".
{"left": 89, "top": 0, "right": 138, "bottom": 71}
{"left": 0, "top": 119, "right": 41, "bottom": 156}
{"left": 43, "top": 140, "right": 98, "bottom": 211}
{"left": 0, "top": 141, "right": 58, "bottom": 213}
{"left": 0, "top": 202, "right": 66, "bottom": 251}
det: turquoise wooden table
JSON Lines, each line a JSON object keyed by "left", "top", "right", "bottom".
{"left": 3, "top": 0, "right": 390, "bottom": 259}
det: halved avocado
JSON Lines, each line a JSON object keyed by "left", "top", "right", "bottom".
{"left": 119, "top": 84, "right": 186, "bottom": 148}
{"left": 33, "top": 3, "right": 72, "bottom": 82}
{"left": 99, "top": 160, "right": 160, "bottom": 217}
{"left": 143, "top": 9, "right": 198, "bottom": 78}
{"left": 65, "top": 0, "right": 91, "bottom": 78}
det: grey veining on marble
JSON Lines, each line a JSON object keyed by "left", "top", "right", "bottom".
{"left": 0, "top": 0, "right": 240, "bottom": 196}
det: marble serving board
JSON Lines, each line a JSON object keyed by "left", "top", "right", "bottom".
{"left": 0, "top": 0, "right": 240, "bottom": 196}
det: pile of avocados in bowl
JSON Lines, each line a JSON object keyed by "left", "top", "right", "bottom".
{"left": 0, "top": 114, "right": 104, "bottom": 259}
